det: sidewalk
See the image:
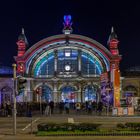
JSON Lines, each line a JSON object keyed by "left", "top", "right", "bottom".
{"left": 0, "top": 135, "right": 140, "bottom": 140}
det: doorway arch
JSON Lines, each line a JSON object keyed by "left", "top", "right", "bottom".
{"left": 60, "top": 86, "right": 76, "bottom": 103}
{"left": 83, "top": 85, "right": 99, "bottom": 102}
{"left": 34, "top": 84, "right": 52, "bottom": 102}
{"left": 0, "top": 86, "right": 13, "bottom": 104}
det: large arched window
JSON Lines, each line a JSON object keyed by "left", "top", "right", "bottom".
{"left": 57, "top": 49, "right": 78, "bottom": 75}
{"left": 33, "top": 48, "right": 104, "bottom": 77}
{"left": 34, "top": 52, "right": 54, "bottom": 77}
{"left": 81, "top": 52, "right": 102, "bottom": 75}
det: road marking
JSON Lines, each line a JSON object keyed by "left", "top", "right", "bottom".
{"left": 22, "top": 117, "right": 40, "bottom": 131}
{"left": 68, "top": 117, "right": 74, "bottom": 123}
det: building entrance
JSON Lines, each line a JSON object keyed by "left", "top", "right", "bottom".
{"left": 60, "top": 86, "right": 76, "bottom": 103}
{"left": 35, "top": 85, "right": 52, "bottom": 102}
{"left": 84, "top": 85, "right": 98, "bottom": 102}
{"left": 0, "top": 86, "right": 13, "bottom": 104}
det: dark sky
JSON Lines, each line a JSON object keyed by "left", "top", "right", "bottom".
{"left": 0, "top": 0, "right": 140, "bottom": 71}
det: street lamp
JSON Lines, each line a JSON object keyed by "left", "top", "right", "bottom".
{"left": 12, "top": 63, "right": 17, "bottom": 135}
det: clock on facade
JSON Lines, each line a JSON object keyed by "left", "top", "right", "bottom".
{"left": 65, "top": 65, "right": 71, "bottom": 71}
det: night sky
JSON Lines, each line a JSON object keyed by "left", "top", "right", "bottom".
{"left": 0, "top": 0, "right": 140, "bottom": 71}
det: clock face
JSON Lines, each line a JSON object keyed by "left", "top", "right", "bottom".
{"left": 65, "top": 65, "right": 71, "bottom": 71}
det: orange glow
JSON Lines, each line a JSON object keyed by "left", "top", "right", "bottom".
{"left": 114, "top": 69, "right": 120, "bottom": 107}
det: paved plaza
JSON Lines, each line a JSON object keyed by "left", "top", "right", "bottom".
{"left": 0, "top": 115, "right": 140, "bottom": 139}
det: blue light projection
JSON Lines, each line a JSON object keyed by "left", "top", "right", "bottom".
{"left": 84, "top": 85, "right": 97, "bottom": 102}
{"left": 41, "top": 85, "right": 52, "bottom": 102}
{"left": 61, "top": 86, "right": 76, "bottom": 103}
{"left": 33, "top": 49, "right": 103, "bottom": 76}
{"left": 34, "top": 55, "right": 54, "bottom": 76}
{"left": 69, "top": 41, "right": 110, "bottom": 71}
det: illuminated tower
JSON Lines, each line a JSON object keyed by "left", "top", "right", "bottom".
{"left": 17, "top": 28, "right": 28, "bottom": 57}
{"left": 16, "top": 28, "right": 28, "bottom": 74}
{"left": 108, "top": 27, "right": 121, "bottom": 107}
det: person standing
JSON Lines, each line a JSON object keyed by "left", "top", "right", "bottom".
{"left": 64, "top": 102, "right": 70, "bottom": 114}
{"left": 75, "top": 102, "right": 81, "bottom": 114}
{"left": 44, "top": 102, "right": 50, "bottom": 116}
{"left": 49, "top": 101, "right": 54, "bottom": 115}
{"left": 59, "top": 100, "right": 64, "bottom": 114}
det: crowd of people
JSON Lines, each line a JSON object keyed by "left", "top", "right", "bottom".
{"left": 0, "top": 100, "right": 106, "bottom": 117}
{"left": 36, "top": 100, "right": 105, "bottom": 116}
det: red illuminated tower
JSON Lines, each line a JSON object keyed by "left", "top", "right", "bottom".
{"left": 108, "top": 27, "right": 121, "bottom": 107}
{"left": 15, "top": 28, "right": 28, "bottom": 74}
{"left": 17, "top": 28, "right": 28, "bottom": 56}
{"left": 108, "top": 27, "right": 119, "bottom": 55}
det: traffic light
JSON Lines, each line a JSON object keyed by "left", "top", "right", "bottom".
{"left": 35, "top": 87, "right": 42, "bottom": 95}
{"left": 17, "top": 77, "right": 27, "bottom": 94}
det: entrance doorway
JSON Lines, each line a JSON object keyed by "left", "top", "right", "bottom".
{"left": 0, "top": 86, "right": 13, "bottom": 104}
{"left": 35, "top": 84, "right": 52, "bottom": 102}
{"left": 60, "top": 86, "right": 76, "bottom": 102}
{"left": 84, "top": 85, "right": 98, "bottom": 102}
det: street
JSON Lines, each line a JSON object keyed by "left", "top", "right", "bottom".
{"left": 0, "top": 115, "right": 140, "bottom": 139}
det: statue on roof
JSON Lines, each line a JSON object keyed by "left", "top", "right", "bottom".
{"left": 63, "top": 15, "right": 73, "bottom": 34}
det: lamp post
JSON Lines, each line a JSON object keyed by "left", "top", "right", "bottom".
{"left": 12, "top": 63, "right": 17, "bottom": 135}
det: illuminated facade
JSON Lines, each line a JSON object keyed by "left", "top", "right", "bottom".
{"left": 14, "top": 16, "right": 121, "bottom": 106}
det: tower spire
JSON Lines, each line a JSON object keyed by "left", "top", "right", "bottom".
{"left": 111, "top": 26, "right": 114, "bottom": 33}
{"left": 22, "top": 28, "right": 24, "bottom": 34}
{"left": 17, "top": 28, "right": 29, "bottom": 57}
{"left": 108, "top": 26, "right": 119, "bottom": 55}
{"left": 108, "top": 26, "right": 118, "bottom": 43}
{"left": 18, "top": 28, "right": 28, "bottom": 46}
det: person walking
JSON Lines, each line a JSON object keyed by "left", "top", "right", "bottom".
{"left": 49, "top": 101, "right": 54, "bottom": 115}
{"left": 59, "top": 100, "right": 64, "bottom": 114}
{"left": 75, "top": 102, "right": 81, "bottom": 115}
{"left": 64, "top": 102, "right": 70, "bottom": 114}
{"left": 44, "top": 102, "right": 50, "bottom": 116}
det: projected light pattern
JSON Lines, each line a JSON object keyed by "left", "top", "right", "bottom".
{"left": 34, "top": 52, "right": 54, "bottom": 76}
{"left": 33, "top": 48, "right": 104, "bottom": 77}
{"left": 84, "top": 85, "right": 98, "bottom": 102}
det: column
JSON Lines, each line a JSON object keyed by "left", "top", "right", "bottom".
{"left": 26, "top": 78, "right": 33, "bottom": 102}
{"left": 54, "top": 50, "right": 58, "bottom": 76}
{"left": 0, "top": 91, "right": 1, "bottom": 107}
{"left": 53, "top": 83, "right": 58, "bottom": 103}
{"left": 78, "top": 50, "right": 81, "bottom": 75}
{"left": 80, "top": 82, "right": 85, "bottom": 102}
{"left": 77, "top": 84, "right": 82, "bottom": 102}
